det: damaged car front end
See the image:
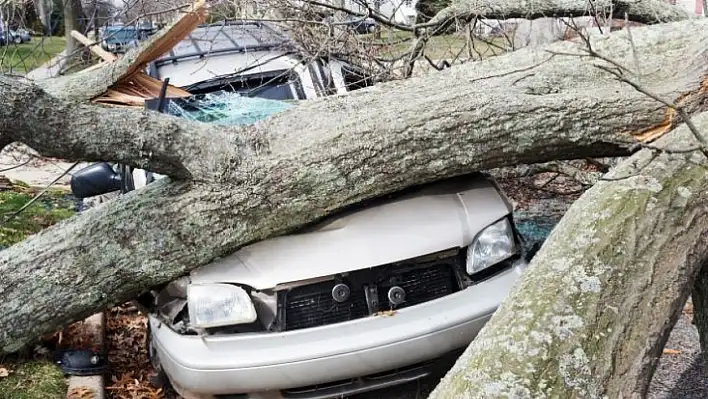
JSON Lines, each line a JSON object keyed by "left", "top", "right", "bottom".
{"left": 140, "top": 174, "right": 530, "bottom": 399}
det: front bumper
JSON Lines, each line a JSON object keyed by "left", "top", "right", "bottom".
{"left": 150, "top": 261, "right": 527, "bottom": 397}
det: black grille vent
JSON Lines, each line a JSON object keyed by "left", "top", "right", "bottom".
{"left": 279, "top": 251, "right": 464, "bottom": 331}
{"left": 377, "top": 264, "right": 458, "bottom": 311}
{"left": 283, "top": 280, "right": 368, "bottom": 331}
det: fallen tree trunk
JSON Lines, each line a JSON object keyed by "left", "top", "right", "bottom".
{"left": 2, "top": 18, "right": 708, "bottom": 353}
{"left": 429, "top": 117, "right": 708, "bottom": 398}
{"left": 429, "top": 0, "right": 692, "bottom": 26}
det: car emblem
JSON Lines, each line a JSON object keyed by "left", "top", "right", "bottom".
{"left": 387, "top": 286, "right": 406, "bottom": 305}
{"left": 332, "top": 283, "right": 350, "bottom": 302}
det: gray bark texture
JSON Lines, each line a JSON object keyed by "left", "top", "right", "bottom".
{"left": 0, "top": 10, "right": 705, "bottom": 364}
{"left": 429, "top": 0, "right": 692, "bottom": 26}
{"left": 430, "top": 116, "right": 708, "bottom": 399}
{"left": 63, "top": 0, "right": 86, "bottom": 57}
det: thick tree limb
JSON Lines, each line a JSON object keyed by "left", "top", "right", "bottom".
{"left": 429, "top": 117, "right": 708, "bottom": 398}
{"left": 0, "top": 76, "right": 248, "bottom": 180}
{"left": 429, "top": 0, "right": 692, "bottom": 26}
{"left": 2, "top": 19, "right": 708, "bottom": 353}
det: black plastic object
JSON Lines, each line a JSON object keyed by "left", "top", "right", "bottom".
{"left": 54, "top": 349, "right": 108, "bottom": 376}
{"left": 157, "top": 78, "right": 170, "bottom": 113}
{"left": 525, "top": 242, "right": 542, "bottom": 262}
{"left": 70, "top": 162, "right": 122, "bottom": 199}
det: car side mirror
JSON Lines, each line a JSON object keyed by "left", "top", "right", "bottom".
{"left": 70, "top": 162, "right": 121, "bottom": 199}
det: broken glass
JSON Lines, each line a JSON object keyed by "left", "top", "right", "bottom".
{"left": 164, "top": 91, "right": 294, "bottom": 125}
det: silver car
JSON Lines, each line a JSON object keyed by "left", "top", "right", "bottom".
{"left": 144, "top": 173, "right": 529, "bottom": 398}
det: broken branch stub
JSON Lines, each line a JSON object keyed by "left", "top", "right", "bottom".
{"left": 35, "top": 0, "right": 207, "bottom": 105}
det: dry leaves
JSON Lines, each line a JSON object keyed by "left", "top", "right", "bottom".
{"left": 67, "top": 387, "right": 96, "bottom": 399}
{"left": 375, "top": 310, "right": 398, "bottom": 317}
{"left": 0, "top": 366, "right": 9, "bottom": 377}
{"left": 663, "top": 348, "right": 681, "bottom": 355}
{"left": 106, "top": 303, "right": 165, "bottom": 399}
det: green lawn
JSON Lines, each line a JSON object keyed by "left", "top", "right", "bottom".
{"left": 0, "top": 37, "right": 66, "bottom": 74}
{"left": 0, "top": 361, "right": 67, "bottom": 399}
{"left": 0, "top": 185, "right": 76, "bottom": 398}
{"left": 361, "top": 29, "right": 511, "bottom": 62}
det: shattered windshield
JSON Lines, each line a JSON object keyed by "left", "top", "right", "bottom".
{"left": 163, "top": 91, "right": 294, "bottom": 125}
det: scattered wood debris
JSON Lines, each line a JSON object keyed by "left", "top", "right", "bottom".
{"left": 86, "top": 0, "right": 208, "bottom": 107}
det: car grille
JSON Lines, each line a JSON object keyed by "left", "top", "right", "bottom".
{"left": 283, "top": 280, "right": 369, "bottom": 331}
{"left": 278, "top": 250, "right": 463, "bottom": 331}
{"left": 376, "top": 263, "right": 458, "bottom": 310}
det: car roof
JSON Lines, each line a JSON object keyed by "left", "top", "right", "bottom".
{"left": 155, "top": 20, "right": 291, "bottom": 65}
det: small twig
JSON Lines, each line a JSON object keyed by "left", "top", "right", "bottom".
{"left": 0, "top": 158, "right": 32, "bottom": 173}
{"left": 0, "top": 162, "right": 79, "bottom": 227}
{"left": 467, "top": 54, "right": 556, "bottom": 84}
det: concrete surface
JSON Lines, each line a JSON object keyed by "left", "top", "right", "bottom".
{"left": 0, "top": 144, "right": 88, "bottom": 188}
{"left": 66, "top": 313, "right": 106, "bottom": 399}
{"left": 25, "top": 49, "right": 68, "bottom": 80}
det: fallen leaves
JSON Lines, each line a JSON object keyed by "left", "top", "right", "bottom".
{"left": 67, "top": 386, "right": 96, "bottom": 399}
{"left": 106, "top": 303, "right": 165, "bottom": 399}
{"left": 375, "top": 310, "right": 398, "bottom": 317}
{"left": 0, "top": 366, "right": 9, "bottom": 377}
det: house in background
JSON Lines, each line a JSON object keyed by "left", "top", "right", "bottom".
{"left": 328, "top": 0, "right": 418, "bottom": 26}
{"left": 669, "top": 0, "right": 705, "bottom": 14}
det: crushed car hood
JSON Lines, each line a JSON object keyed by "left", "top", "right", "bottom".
{"left": 190, "top": 174, "right": 513, "bottom": 290}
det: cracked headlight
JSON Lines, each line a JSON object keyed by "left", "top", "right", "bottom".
{"left": 467, "top": 218, "right": 517, "bottom": 275}
{"left": 187, "top": 283, "right": 257, "bottom": 328}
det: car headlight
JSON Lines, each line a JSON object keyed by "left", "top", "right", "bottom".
{"left": 187, "top": 283, "right": 257, "bottom": 328}
{"left": 466, "top": 218, "right": 517, "bottom": 274}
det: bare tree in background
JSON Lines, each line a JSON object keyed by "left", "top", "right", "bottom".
{"left": 63, "top": 0, "right": 86, "bottom": 55}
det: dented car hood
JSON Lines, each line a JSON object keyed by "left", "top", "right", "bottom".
{"left": 190, "top": 175, "right": 513, "bottom": 290}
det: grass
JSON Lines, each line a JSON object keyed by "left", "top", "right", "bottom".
{"left": 363, "top": 29, "right": 511, "bottom": 62}
{"left": 0, "top": 361, "right": 67, "bottom": 399}
{"left": 0, "top": 184, "right": 77, "bottom": 398}
{"left": 0, "top": 36, "right": 66, "bottom": 74}
{"left": 0, "top": 187, "right": 76, "bottom": 249}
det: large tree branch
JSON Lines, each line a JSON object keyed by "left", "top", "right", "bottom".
{"left": 430, "top": 115, "right": 708, "bottom": 398}
{"left": 428, "top": 0, "right": 693, "bottom": 26}
{"left": 0, "top": 76, "right": 251, "bottom": 180}
{"left": 2, "top": 19, "right": 708, "bottom": 353}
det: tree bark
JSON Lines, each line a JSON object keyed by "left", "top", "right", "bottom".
{"left": 34, "top": 0, "right": 52, "bottom": 35}
{"left": 430, "top": 116, "right": 708, "bottom": 399}
{"left": 63, "top": 0, "right": 86, "bottom": 58}
{"left": 428, "top": 0, "right": 692, "bottom": 26}
{"left": 2, "top": 18, "right": 708, "bottom": 353}
{"left": 692, "top": 264, "right": 708, "bottom": 372}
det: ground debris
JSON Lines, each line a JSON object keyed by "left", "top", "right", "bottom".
{"left": 67, "top": 386, "right": 96, "bottom": 398}
{"left": 105, "top": 303, "right": 164, "bottom": 399}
